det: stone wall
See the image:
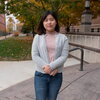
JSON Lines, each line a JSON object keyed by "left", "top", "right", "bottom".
{"left": 0, "top": 14, "right": 6, "bottom": 36}
{"left": 67, "top": 33, "right": 100, "bottom": 63}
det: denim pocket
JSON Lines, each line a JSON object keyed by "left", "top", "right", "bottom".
{"left": 55, "top": 73, "right": 62, "bottom": 77}
{"left": 35, "top": 71, "right": 44, "bottom": 77}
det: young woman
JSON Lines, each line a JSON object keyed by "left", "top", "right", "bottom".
{"left": 31, "top": 11, "right": 69, "bottom": 100}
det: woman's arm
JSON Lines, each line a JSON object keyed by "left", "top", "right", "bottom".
{"left": 49, "top": 38, "right": 69, "bottom": 70}
{"left": 31, "top": 34, "right": 48, "bottom": 68}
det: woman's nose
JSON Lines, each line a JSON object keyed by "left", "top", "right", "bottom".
{"left": 47, "top": 20, "right": 51, "bottom": 24}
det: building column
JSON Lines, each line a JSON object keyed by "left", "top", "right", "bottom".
{"left": 81, "top": 0, "right": 92, "bottom": 33}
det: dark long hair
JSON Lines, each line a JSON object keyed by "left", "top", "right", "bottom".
{"left": 37, "top": 11, "right": 59, "bottom": 35}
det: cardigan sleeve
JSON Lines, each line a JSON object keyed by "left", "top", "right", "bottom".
{"left": 49, "top": 38, "right": 69, "bottom": 70}
{"left": 31, "top": 34, "right": 48, "bottom": 68}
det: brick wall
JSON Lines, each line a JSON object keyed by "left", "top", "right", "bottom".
{"left": 0, "top": 14, "right": 6, "bottom": 33}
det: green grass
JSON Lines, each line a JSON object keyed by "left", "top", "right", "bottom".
{"left": 0, "top": 36, "right": 33, "bottom": 61}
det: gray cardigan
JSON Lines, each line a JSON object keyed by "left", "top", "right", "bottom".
{"left": 31, "top": 33, "right": 69, "bottom": 73}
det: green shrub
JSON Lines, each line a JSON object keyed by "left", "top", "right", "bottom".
{"left": 0, "top": 36, "right": 33, "bottom": 61}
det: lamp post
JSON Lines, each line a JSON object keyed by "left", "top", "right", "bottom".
{"left": 81, "top": 0, "right": 92, "bottom": 33}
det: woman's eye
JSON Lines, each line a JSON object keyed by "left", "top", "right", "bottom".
{"left": 44, "top": 18, "right": 54, "bottom": 22}
{"left": 44, "top": 19, "right": 48, "bottom": 22}
{"left": 49, "top": 18, "right": 54, "bottom": 21}
{"left": 50, "top": 19, "right": 54, "bottom": 21}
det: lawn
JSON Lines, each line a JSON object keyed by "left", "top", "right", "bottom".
{"left": 0, "top": 36, "right": 33, "bottom": 61}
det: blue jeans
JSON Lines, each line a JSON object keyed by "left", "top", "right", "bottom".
{"left": 34, "top": 71, "right": 63, "bottom": 100}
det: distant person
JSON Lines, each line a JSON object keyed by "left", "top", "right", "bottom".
{"left": 31, "top": 10, "right": 69, "bottom": 100}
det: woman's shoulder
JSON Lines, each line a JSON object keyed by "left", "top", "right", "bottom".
{"left": 34, "top": 34, "right": 43, "bottom": 38}
{"left": 34, "top": 33, "right": 67, "bottom": 39}
{"left": 35, "top": 34, "right": 44, "bottom": 37}
{"left": 34, "top": 34, "right": 39, "bottom": 37}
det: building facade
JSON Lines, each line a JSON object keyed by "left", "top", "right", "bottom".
{"left": 0, "top": 14, "right": 6, "bottom": 36}
{"left": 91, "top": 17, "right": 100, "bottom": 32}
{"left": 70, "top": 17, "right": 100, "bottom": 33}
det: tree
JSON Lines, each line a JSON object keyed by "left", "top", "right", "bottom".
{"left": 21, "top": 24, "right": 32, "bottom": 34}
{"left": 0, "top": 0, "right": 5, "bottom": 13}
{"left": 5, "top": 0, "right": 100, "bottom": 34}
{"left": 58, "top": 0, "right": 84, "bottom": 32}
{"left": 91, "top": 0, "right": 100, "bottom": 18}
{"left": 6, "top": 0, "right": 82, "bottom": 33}
{"left": 6, "top": 0, "right": 43, "bottom": 36}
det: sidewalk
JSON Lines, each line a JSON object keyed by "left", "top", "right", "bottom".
{"left": 0, "top": 34, "right": 13, "bottom": 40}
{"left": 0, "top": 58, "right": 80, "bottom": 91}
{"left": 58, "top": 63, "right": 100, "bottom": 100}
{"left": 0, "top": 59, "right": 100, "bottom": 100}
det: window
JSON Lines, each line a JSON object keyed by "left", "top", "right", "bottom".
{"left": 91, "top": 28, "right": 94, "bottom": 32}
{"left": 77, "top": 29, "right": 79, "bottom": 32}
{"left": 97, "top": 28, "right": 100, "bottom": 32}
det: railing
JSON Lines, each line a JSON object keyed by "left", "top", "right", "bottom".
{"left": 69, "top": 47, "right": 84, "bottom": 71}
{"left": 66, "top": 32, "right": 100, "bottom": 36}
{"left": 69, "top": 43, "right": 100, "bottom": 53}
{"left": 66, "top": 32, "right": 100, "bottom": 63}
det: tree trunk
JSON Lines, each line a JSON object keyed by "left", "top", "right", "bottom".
{"left": 32, "top": 27, "right": 36, "bottom": 37}
{"left": 65, "top": 26, "right": 70, "bottom": 32}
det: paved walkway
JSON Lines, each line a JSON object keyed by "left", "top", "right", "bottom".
{"left": 0, "top": 58, "right": 80, "bottom": 91}
{"left": 0, "top": 34, "right": 13, "bottom": 40}
{"left": 58, "top": 63, "right": 100, "bottom": 100}
{"left": 0, "top": 60, "right": 100, "bottom": 100}
{"left": 0, "top": 34, "right": 26, "bottom": 41}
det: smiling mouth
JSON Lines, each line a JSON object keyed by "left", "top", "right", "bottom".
{"left": 47, "top": 25, "right": 53, "bottom": 27}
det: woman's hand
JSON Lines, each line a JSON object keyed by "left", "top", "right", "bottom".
{"left": 50, "top": 69, "right": 58, "bottom": 76}
{"left": 43, "top": 65, "right": 52, "bottom": 74}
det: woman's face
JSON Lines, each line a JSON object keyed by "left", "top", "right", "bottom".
{"left": 43, "top": 14, "right": 57, "bottom": 32}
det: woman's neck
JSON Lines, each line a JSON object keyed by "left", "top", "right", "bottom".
{"left": 46, "top": 31, "right": 57, "bottom": 35}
